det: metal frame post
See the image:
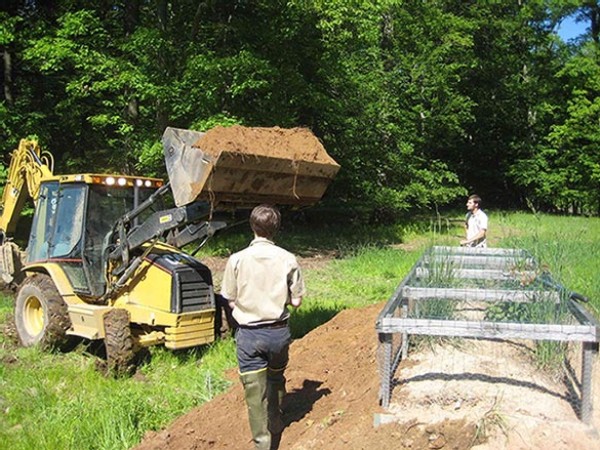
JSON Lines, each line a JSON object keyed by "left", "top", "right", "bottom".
{"left": 580, "top": 341, "right": 598, "bottom": 424}
{"left": 378, "top": 332, "right": 393, "bottom": 408}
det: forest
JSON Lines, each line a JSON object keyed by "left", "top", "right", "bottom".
{"left": 1, "top": 0, "right": 599, "bottom": 216}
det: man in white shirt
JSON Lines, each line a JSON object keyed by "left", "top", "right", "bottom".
{"left": 460, "top": 194, "right": 488, "bottom": 248}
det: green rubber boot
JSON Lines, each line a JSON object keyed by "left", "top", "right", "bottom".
{"left": 267, "top": 368, "right": 286, "bottom": 435}
{"left": 240, "top": 370, "right": 270, "bottom": 450}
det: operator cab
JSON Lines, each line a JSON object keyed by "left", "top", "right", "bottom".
{"left": 26, "top": 174, "right": 164, "bottom": 297}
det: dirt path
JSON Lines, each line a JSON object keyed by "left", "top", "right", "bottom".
{"left": 134, "top": 295, "right": 600, "bottom": 450}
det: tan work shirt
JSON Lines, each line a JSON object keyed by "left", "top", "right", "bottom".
{"left": 221, "top": 237, "right": 306, "bottom": 326}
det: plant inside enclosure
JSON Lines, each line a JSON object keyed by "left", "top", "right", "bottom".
{"left": 484, "top": 291, "right": 571, "bottom": 371}
{"left": 423, "top": 252, "right": 458, "bottom": 288}
{"left": 412, "top": 298, "right": 457, "bottom": 321}
{"left": 408, "top": 249, "right": 459, "bottom": 323}
{"left": 472, "top": 394, "right": 509, "bottom": 446}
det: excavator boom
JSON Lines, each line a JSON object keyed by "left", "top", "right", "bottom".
{"left": 0, "top": 139, "right": 54, "bottom": 236}
{"left": 0, "top": 139, "right": 54, "bottom": 284}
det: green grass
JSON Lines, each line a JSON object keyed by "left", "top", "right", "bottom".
{"left": 496, "top": 212, "right": 600, "bottom": 315}
{"left": 0, "top": 310, "right": 237, "bottom": 450}
{"left": 1, "top": 211, "right": 599, "bottom": 449}
{"left": 290, "top": 245, "right": 420, "bottom": 338}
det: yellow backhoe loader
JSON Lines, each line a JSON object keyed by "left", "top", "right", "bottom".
{"left": 0, "top": 127, "right": 339, "bottom": 374}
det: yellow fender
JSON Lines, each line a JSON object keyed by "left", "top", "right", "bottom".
{"left": 23, "top": 262, "right": 84, "bottom": 305}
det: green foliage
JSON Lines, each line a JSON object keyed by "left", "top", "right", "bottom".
{"left": 2, "top": 2, "right": 600, "bottom": 212}
{"left": 136, "top": 140, "right": 165, "bottom": 177}
{"left": 0, "top": 12, "right": 20, "bottom": 46}
{"left": 0, "top": 162, "right": 7, "bottom": 185}
{"left": 303, "top": 0, "right": 470, "bottom": 211}
{"left": 15, "top": 8, "right": 159, "bottom": 172}
{"left": 508, "top": 5, "right": 600, "bottom": 214}
{"left": 191, "top": 114, "right": 242, "bottom": 132}
{"left": 484, "top": 295, "right": 568, "bottom": 325}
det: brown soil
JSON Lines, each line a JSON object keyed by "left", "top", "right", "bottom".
{"left": 186, "top": 125, "right": 340, "bottom": 208}
{"left": 134, "top": 256, "right": 600, "bottom": 450}
{"left": 195, "top": 125, "right": 337, "bottom": 164}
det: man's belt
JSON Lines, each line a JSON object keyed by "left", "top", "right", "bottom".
{"left": 239, "top": 320, "right": 288, "bottom": 329}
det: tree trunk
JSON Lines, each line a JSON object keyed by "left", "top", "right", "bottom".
{"left": 3, "top": 48, "right": 13, "bottom": 106}
{"left": 125, "top": 0, "right": 141, "bottom": 122}
{"left": 191, "top": 1, "right": 205, "bottom": 40}
{"left": 584, "top": 1, "right": 600, "bottom": 44}
{"left": 155, "top": 0, "right": 169, "bottom": 132}
{"left": 124, "top": 0, "right": 140, "bottom": 36}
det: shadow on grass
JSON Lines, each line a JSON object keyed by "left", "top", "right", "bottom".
{"left": 289, "top": 303, "right": 345, "bottom": 339}
{"left": 200, "top": 207, "right": 455, "bottom": 258}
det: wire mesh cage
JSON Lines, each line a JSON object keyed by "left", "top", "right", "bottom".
{"left": 376, "top": 246, "right": 600, "bottom": 423}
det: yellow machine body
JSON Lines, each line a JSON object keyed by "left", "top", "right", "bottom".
{"left": 4, "top": 129, "right": 339, "bottom": 362}
{"left": 25, "top": 241, "right": 216, "bottom": 350}
{"left": 7, "top": 153, "right": 216, "bottom": 351}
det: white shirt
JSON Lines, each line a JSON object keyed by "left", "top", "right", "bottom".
{"left": 466, "top": 209, "right": 488, "bottom": 247}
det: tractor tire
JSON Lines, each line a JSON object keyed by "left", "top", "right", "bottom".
{"left": 103, "top": 308, "right": 136, "bottom": 377}
{"left": 14, "top": 274, "right": 74, "bottom": 350}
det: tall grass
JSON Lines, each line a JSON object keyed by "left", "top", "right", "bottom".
{"left": 0, "top": 313, "right": 237, "bottom": 450}
{"left": 496, "top": 212, "right": 600, "bottom": 315}
{"left": 0, "top": 211, "right": 599, "bottom": 449}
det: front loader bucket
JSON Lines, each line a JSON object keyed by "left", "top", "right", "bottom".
{"left": 163, "top": 126, "right": 340, "bottom": 208}
{"left": 163, "top": 128, "right": 215, "bottom": 208}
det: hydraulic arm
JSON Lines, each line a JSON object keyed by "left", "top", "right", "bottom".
{"left": 0, "top": 139, "right": 54, "bottom": 241}
{"left": 0, "top": 139, "right": 54, "bottom": 284}
{"left": 103, "top": 182, "right": 225, "bottom": 301}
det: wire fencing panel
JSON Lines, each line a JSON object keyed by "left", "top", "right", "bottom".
{"left": 376, "top": 246, "right": 600, "bottom": 422}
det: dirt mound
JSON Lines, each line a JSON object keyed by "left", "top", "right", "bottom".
{"left": 195, "top": 126, "right": 336, "bottom": 164}
{"left": 134, "top": 303, "right": 381, "bottom": 449}
{"left": 135, "top": 303, "right": 600, "bottom": 450}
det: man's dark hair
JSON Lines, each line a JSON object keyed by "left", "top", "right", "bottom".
{"left": 250, "top": 204, "right": 281, "bottom": 239}
{"left": 468, "top": 194, "right": 482, "bottom": 207}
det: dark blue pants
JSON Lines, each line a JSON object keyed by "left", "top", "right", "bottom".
{"left": 236, "top": 326, "right": 291, "bottom": 374}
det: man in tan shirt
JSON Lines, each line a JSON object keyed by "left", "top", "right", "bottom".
{"left": 221, "top": 204, "right": 305, "bottom": 449}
